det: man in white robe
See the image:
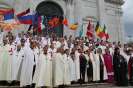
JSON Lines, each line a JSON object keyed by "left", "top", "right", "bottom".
{"left": 87, "top": 51, "right": 98, "bottom": 82}
{"left": 94, "top": 48, "right": 108, "bottom": 82}
{"left": 11, "top": 45, "right": 24, "bottom": 81}
{"left": 5, "top": 36, "right": 16, "bottom": 82}
{"left": 63, "top": 49, "right": 71, "bottom": 85}
{"left": 33, "top": 46, "right": 52, "bottom": 87}
{"left": 74, "top": 49, "right": 80, "bottom": 82}
{"left": 53, "top": 48, "right": 66, "bottom": 87}
{"left": 84, "top": 50, "right": 93, "bottom": 82}
{"left": 68, "top": 48, "right": 77, "bottom": 82}
{"left": 0, "top": 38, "right": 11, "bottom": 81}
{"left": 20, "top": 41, "right": 35, "bottom": 87}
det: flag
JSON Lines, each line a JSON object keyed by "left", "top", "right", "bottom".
{"left": 95, "top": 21, "right": 103, "bottom": 38}
{"left": 32, "top": 12, "right": 39, "bottom": 25}
{"left": 52, "top": 17, "right": 60, "bottom": 27}
{"left": 48, "top": 17, "right": 60, "bottom": 28}
{"left": 62, "top": 18, "right": 68, "bottom": 26}
{"left": 98, "top": 24, "right": 110, "bottom": 40}
{"left": 103, "top": 24, "right": 109, "bottom": 40}
{"left": 38, "top": 16, "right": 42, "bottom": 33}
{"left": 69, "top": 23, "right": 78, "bottom": 30}
{"left": 17, "top": 8, "right": 30, "bottom": 17}
{"left": 17, "top": 13, "right": 38, "bottom": 25}
{"left": 4, "top": 9, "right": 14, "bottom": 20}
{"left": 41, "top": 16, "right": 45, "bottom": 30}
{"left": 86, "top": 20, "right": 93, "bottom": 38}
{"left": 98, "top": 26, "right": 105, "bottom": 39}
{"left": 79, "top": 24, "right": 83, "bottom": 37}
{"left": 17, "top": 15, "right": 33, "bottom": 24}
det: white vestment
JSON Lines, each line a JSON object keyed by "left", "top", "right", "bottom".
{"left": 6, "top": 44, "right": 16, "bottom": 81}
{"left": 33, "top": 53, "right": 52, "bottom": 87}
{"left": 94, "top": 54, "right": 108, "bottom": 81}
{"left": 88, "top": 52, "right": 99, "bottom": 81}
{"left": 20, "top": 47, "right": 35, "bottom": 87}
{"left": 53, "top": 53, "right": 66, "bottom": 87}
{"left": 11, "top": 49, "right": 24, "bottom": 81}
{"left": 0, "top": 44, "right": 11, "bottom": 81}
{"left": 74, "top": 51, "right": 80, "bottom": 81}
{"left": 63, "top": 54, "right": 71, "bottom": 85}
{"left": 68, "top": 56, "right": 76, "bottom": 81}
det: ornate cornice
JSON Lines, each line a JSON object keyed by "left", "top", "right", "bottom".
{"left": 105, "top": 0, "right": 125, "bottom": 5}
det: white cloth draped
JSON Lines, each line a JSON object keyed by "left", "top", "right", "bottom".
{"left": 11, "top": 49, "right": 24, "bottom": 81}
{"left": 20, "top": 47, "right": 35, "bottom": 87}
{"left": 68, "top": 56, "right": 77, "bottom": 81}
{"left": 33, "top": 53, "right": 52, "bottom": 87}
{"left": 74, "top": 51, "right": 80, "bottom": 81}
{"left": 0, "top": 44, "right": 11, "bottom": 81}
{"left": 53, "top": 53, "right": 71, "bottom": 87}
{"left": 94, "top": 54, "right": 108, "bottom": 81}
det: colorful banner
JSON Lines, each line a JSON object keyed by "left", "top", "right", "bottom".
{"left": 4, "top": 11, "right": 14, "bottom": 20}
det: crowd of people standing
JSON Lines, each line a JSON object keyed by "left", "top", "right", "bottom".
{"left": 0, "top": 30, "right": 133, "bottom": 88}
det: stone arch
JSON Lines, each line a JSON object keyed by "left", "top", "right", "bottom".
{"left": 36, "top": 1, "right": 64, "bottom": 37}
{"left": 36, "top": 1, "right": 64, "bottom": 16}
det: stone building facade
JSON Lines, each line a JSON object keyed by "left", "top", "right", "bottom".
{"left": 0, "top": 0, "right": 125, "bottom": 42}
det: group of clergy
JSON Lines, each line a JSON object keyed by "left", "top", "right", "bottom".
{"left": 0, "top": 31, "right": 133, "bottom": 88}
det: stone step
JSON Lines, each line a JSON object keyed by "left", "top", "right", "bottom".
{"left": 0, "top": 83, "right": 132, "bottom": 88}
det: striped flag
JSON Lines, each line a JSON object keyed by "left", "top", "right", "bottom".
{"left": 3, "top": 9, "right": 14, "bottom": 20}
{"left": 62, "top": 18, "right": 68, "bottom": 26}
{"left": 79, "top": 24, "right": 83, "bottom": 37}
{"left": 86, "top": 20, "right": 93, "bottom": 38}
{"left": 17, "top": 15, "right": 34, "bottom": 24}
{"left": 38, "top": 16, "right": 42, "bottom": 33}
{"left": 103, "top": 24, "right": 109, "bottom": 40}
{"left": 95, "top": 21, "right": 103, "bottom": 38}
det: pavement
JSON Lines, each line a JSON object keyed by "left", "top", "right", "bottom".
{"left": 0, "top": 83, "right": 132, "bottom": 88}
{"left": 66, "top": 83, "right": 133, "bottom": 88}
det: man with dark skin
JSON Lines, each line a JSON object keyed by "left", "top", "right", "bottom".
{"left": 128, "top": 49, "right": 133, "bottom": 86}
{"left": 79, "top": 48, "right": 87, "bottom": 84}
{"left": 86, "top": 49, "right": 93, "bottom": 83}
{"left": 113, "top": 47, "right": 128, "bottom": 86}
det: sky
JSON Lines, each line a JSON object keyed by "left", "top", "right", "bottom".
{"left": 123, "top": 0, "right": 133, "bottom": 37}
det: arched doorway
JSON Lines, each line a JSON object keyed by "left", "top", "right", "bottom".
{"left": 36, "top": 1, "right": 64, "bottom": 37}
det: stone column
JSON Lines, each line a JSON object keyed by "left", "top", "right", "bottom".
{"left": 64, "top": 0, "right": 76, "bottom": 38}
{"left": 74, "top": 0, "right": 83, "bottom": 37}
{"left": 97, "top": 0, "right": 106, "bottom": 26}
